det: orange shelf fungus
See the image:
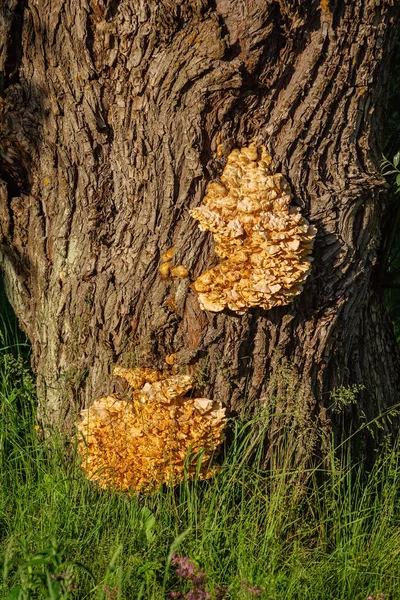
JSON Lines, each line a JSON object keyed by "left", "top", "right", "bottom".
{"left": 159, "top": 262, "right": 171, "bottom": 277}
{"left": 190, "top": 144, "right": 316, "bottom": 312}
{"left": 171, "top": 265, "right": 189, "bottom": 278}
{"left": 159, "top": 247, "right": 175, "bottom": 277}
{"left": 165, "top": 353, "right": 177, "bottom": 365}
{"left": 77, "top": 367, "right": 226, "bottom": 492}
{"left": 161, "top": 247, "right": 175, "bottom": 263}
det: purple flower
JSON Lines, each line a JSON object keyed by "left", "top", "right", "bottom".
{"left": 247, "top": 586, "right": 262, "bottom": 596}
{"left": 214, "top": 585, "right": 230, "bottom": 599}
{"left": 171, "top": 554, "right": 225, "bottom": 600}
{"left": 171, "top": 554, "right": 197, "bottom": 580}
{"left": 186, "top": 590, "right": 211, "bottom": 600}
{"left": 103, "top": 585, "right": 118, "bottom": 600}
{"left": 241, "top": 581, "right": 262, "bottom": 596}
{"left": 191, "top": 571, "right": 206, "bottom": 587}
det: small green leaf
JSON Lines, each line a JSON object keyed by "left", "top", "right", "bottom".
{"left": 5, "top": 586, "right": 23, "bottom": 600}
{"left": 140, "top": 507, "right": 156, "bottom": 543}
{"left": 393, "top": 151, "right": 400, "bottom": 168}
{"left": 25, "top": 556, "right": 50, "bottom": 566}
{"left": 396, "top": 173, "right": 400, "bottom": 188}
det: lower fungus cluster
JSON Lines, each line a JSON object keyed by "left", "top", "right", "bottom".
{"left": 77, "top": 366, "right": 226, "bottom": 492}
{"left": 190, "top": 144, "right": 316, "bottom": 312}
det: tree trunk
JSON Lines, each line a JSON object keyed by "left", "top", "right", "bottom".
{"left": 0, "top": 0, "right": 399, "bottom": 446}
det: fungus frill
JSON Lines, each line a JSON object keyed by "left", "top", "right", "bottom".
{"left": 190, "top": 144, "right": 317, "bottom": 312}
{"left": 77, "top": 367, "right": 226, "bottom": 492}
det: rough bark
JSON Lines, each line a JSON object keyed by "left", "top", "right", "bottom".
{"left": 0, "top": 0, "right": 399, "bottom": 444}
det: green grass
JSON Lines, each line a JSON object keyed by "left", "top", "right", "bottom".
{"left": 0, "top": 293, "right": 399, "bottom": 599}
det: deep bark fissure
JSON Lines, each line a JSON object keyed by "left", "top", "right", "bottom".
{"left": 2, "top": 0, "right": 26, "bottom": 90}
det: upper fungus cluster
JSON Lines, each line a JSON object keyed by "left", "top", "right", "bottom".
{"left": 190, "top": 144, "right": 316, "bottom": 313}
{"left": 77, "top": 366, "right": 226, "bottom": 492}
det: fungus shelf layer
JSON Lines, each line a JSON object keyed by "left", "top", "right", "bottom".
{"left": 190, "top": 144, "right": 316, "bottom": 312}
{"left": 77, "top": 367, "right": 226, "bottom": 492}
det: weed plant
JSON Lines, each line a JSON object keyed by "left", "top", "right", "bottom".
{"left": 0, "top": 290, "right": 399, "bottom": 599}
{"left": 382, "top": 150, "right": 400, "bottom": 340}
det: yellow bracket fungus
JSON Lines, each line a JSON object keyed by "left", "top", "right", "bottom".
{"left": 159, "top": 247, "right": 175, "bottom": 277}
{"left": 170, "top": 265, "right": 189, "bottom": 278}
{"left": 159, "top": 262, "right": 171, "bottom": 277}
{"left": 159, "top": 247, "right": 189, "bottom": 279}
{"left": 190, "top": 144, "right": 316, "bottom": 312}
{"left": 77, "top": 366, "right": 226, "bottom": 492}
{"left": 165, "top": 353, "right": 177, "bottom": 365}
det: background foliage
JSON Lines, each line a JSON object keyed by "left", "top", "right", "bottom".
{"left": 382, "top": 27, "right": 400, "bottom": 339}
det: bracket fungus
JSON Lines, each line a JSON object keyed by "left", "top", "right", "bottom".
{"left": 77, "top": 366, "right": 226, "bottom": 492}
{"left": 159, "top": 247, "right": 189, "bottom": 279}
{"left": 159, "top": 247, "right": 175, "bottom": 277}
{"left": 170, "top": 265, "right": 190, "bottom": 279}
{"left": 190, "top": 144, "right": 316, "bottom": 312}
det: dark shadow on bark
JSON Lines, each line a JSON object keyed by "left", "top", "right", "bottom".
{"left": 1, "top": 0, "right": 27, "bottom": 91}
